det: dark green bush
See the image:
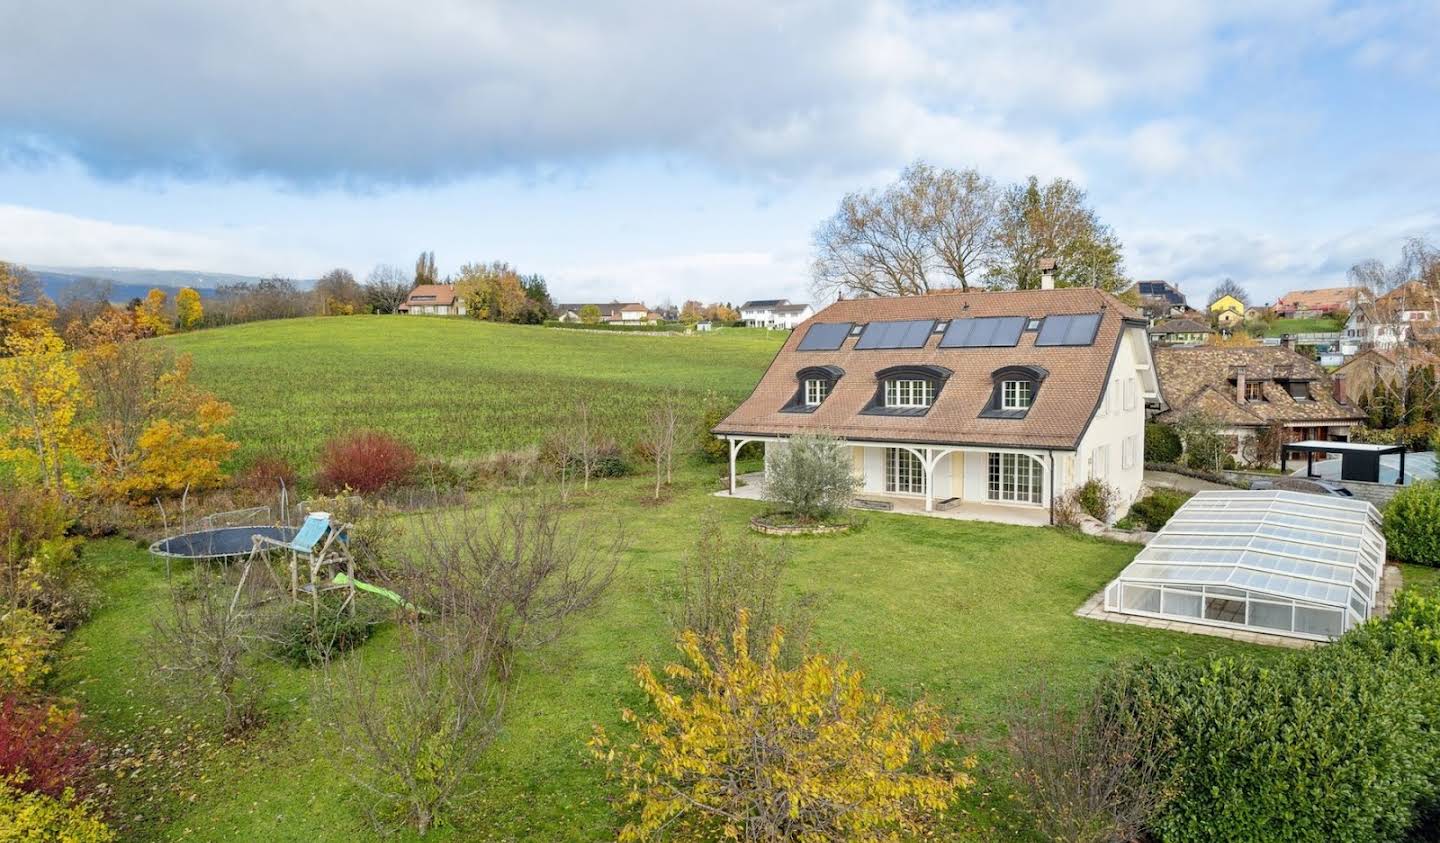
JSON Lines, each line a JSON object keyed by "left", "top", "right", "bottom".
{"left": 1119, "top": 489, "right": 1192, "bottom": 532}
{"left": 1104, "top": 590, "right": 1440, "bottom": 843}
{"left": 1074, "top": 480, "right": 1117, "bottom": 522}
{"left": 1144, "top": 423, "right": 1182, "bottom": 464}
{"left": 1385, "top": 480, "right": 1440, "bottom": 566}
{"left": 273, "top": 595, "right": 379, "bottom": 667}
{"left": 592, "top": 442, "right": 631, "bottom": 478}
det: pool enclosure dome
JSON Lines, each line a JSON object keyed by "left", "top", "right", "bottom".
{"left": 1104, "top": 490, "right": 1385, "bottom": 641}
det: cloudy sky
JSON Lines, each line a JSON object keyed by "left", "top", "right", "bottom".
{"left": 1, "top": 0, "right": 1437, "bottom": 306}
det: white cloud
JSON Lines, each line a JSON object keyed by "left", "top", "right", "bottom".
{"left": 0, "top": 204, "right": 319, "bottom": 276}
{"left": 0, "top": 0, "right": 1331, "bottom": 186}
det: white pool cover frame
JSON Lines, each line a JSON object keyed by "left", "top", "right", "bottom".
{"left": 1104, "top": 490, "right": 1385, "bottom": 642}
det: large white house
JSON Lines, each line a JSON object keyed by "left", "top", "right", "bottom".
{"left": 714, "top": 287, "right": 1159, "bottom": 525}
{"left": 740, "top": 299, "right": 813, "bottom": 329}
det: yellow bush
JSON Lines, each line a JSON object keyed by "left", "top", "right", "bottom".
{"left": 592, "top": 611, "right": 972, "bottom": 841}
{"left": 0, "top": 779, "right": 115, "bottom": 842}
{"left": 0, "top": 609, "right": 60, "bottom": 695}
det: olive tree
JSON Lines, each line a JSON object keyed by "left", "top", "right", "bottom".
{"left": 763, "top": 433, "right": 859, "bottom": 523}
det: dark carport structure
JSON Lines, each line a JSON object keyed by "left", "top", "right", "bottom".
{"left": 1283, "top": 440, "right": 1407, "bottom": 485}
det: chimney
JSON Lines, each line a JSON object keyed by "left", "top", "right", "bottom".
{"left": 1280, "top": 334, "right": 1292, "bottom": 351}
{"left": 1038, "top": 257, "right": 1057, "bottom": 290}
{"left": 1235, "top": 365, "right": 1247, "bottom": 403}
{"left": 1332, "top": 373, "right": 1348, "bottom": 405}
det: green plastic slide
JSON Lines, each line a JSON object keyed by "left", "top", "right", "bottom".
{"left": 332, "top": 573, "right": 424, "bottom": 613}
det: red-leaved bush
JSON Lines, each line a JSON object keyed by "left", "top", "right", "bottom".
{"left": 0, "top": 696, "right": 96, "bottom": 798}
{"left": 316, "top": 431, "right": 418, "bottom": 494}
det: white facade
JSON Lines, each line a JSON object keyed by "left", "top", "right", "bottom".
{"left": 772, "top": 305, "right": 814, "bottom": 329}
{"left": 740, "top": 303, "right": 781, "bottom": 326}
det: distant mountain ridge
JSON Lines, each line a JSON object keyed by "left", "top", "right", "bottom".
{"left": 28, "top": 265, "right": 314, "bottom": 305}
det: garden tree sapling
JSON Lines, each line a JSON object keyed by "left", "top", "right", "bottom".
{"left": 592, "top": 610, "right": 971, "bottom": 842}
{"left": 327, "top": 497, "right": 621, "bottom": 832}
{"left": 641, "top": 392, "right": 681, "bottom": 499}
{"left": 151, "top": 563, "right": 276, "bottom": 736}
{"left": 762, "top": 432, "right": 860, "bottom": 523}
{"left": 670, "top": 510, "right": 810, "bottom": 665}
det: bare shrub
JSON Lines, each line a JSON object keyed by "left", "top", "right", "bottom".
{"left": 316, "top": 431, "right": 418, "bottom": 494}
{"left": 150, "top": 563, "right": 275, "bottom": 736}
{"left": 1007, "top": 680, "right": 1171, "bottom": 843}
{"left": 640, "top": 393, "right": 680, "bottom": 500}
{"left": 325, "top": 497, "right": 622, "bottom": 833}
{"left": 670, "top": 511, "right": 810, "bottom": 664}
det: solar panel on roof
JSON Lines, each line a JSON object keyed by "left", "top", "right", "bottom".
{"left": 797, "top": 322, "right": 853, "bottom": 351}
{"left": 854, "top": 319, "right": 935, "bottom": 349}
{"left": 938, "top": 316, "right": 1026, "bottom": 348}
{"left": 1035, "top": 313, "right": 1102, "bottom": 346}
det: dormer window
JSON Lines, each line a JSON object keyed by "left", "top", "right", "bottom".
{"left": 1001, "top": 380, "right": 1033, "bottom": 410}
{"left": 885, "top": 379, "right": 935, "bottom": 408}
{"left": 981, "top": 365, "right": 1048, "bottom": 419}
{"left": 862, "top": 365, "right": 953, "bottom": 416}
{"left": 1286, "top": 381, "right": 1312, "bottom": 400}
{"left": 783, "top": 365, "right": 844, "bottom": 413}
{"left": 1245, "top": 381, "right": 1265, "bottom": 402}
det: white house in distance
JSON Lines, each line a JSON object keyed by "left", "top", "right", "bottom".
{"left": 713, "top": 286, "right": 1159, "bottom": 525}
{"left": 740, "top": 299, "right": 813, "bottom": 329}
{"left": 398, "top": 284, "right": 466, "bottom": 316}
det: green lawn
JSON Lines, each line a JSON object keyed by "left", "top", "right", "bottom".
{"left": 1264, "top": 317, "right": 1344, "bottom": 336}
{"left": 159, "top": 317, "right": 786, "bottom": 471}
{"left": 57, "top": 466, "right": 1249, "bottom": 842}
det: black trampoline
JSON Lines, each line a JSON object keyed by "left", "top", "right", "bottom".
{"left": 149, "top": 525, "right": 298, "bottom": 561}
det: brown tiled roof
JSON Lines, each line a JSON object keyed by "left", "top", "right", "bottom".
{"left": 1150, "top": 318, "right": 1211, "bottom": 334}
{"left": 713, "top": 288, "right": 1142, "bottom": 450}
{"left": 1276, "top": 286, "right": 1355, "bottom": 312}
{"left": 1152, "top": 346, "right": 1363, "bottom": 427}
{"left": 401, "top": 284, "right": 458, "bottom": 307}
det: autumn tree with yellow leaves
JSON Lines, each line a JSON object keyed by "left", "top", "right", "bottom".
{"left": 592, "top": 611, "right": 972, "bottom": 842}
{"left": 134, "top": 288, "right": 172, "bottom": 336}
{"left": 0, "top": 325, "right": 82, "bottom": 493}
{"left": 74, "top": 323, "right": 236, "bottom": 500}
{"left": 175, "top": 287, "right": 203, "bottom": 329}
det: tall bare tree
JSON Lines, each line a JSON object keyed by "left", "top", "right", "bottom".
{"left": 1348, "top": 236, "right": 1440, "bottom": 423}
{"left": 313, "top": 268, "right": 364, "bottom": 315}
{"left": 363, "top": 264, "right": 410, "bottom": 314}
{"left": 812, "top": 164, "right": 1124, "bottom": 299}
{"left": 413, "top": 250, "right": 438, "bottom": 287}
{"left": 1208, "top": 277, "right": 1249, "bottom": 307}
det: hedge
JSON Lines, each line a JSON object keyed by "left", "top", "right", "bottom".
{"left": 1105, "top": 590, "right": 1440, "bottom": 843}
{"left": 1384, "top": 480, "right": 1440, "bottom": 566}
{"left": 542, "top": 320, "right": 687, "bottom": 333}
{"left": 1144, "top": 423, "right": 1182, "bottom": 464}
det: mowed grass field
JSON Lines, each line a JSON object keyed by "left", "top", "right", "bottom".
{"left": 54, "top": 317, "right": 1265, "bottom": 841}
{"left": 60, "top": 468, "right": 1251, "bottom": 842}
{"left": 160, "top": 316, "right": 787, "bottom": 470}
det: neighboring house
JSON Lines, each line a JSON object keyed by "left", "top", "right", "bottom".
{"left": 1152, "top": 343, "right": 1364, "bottom": 465}
{"left": 398, "top": 284, "right": 466, "bottom": 316}
{"left": 740, "top": 299, "right": 789, "bottom": 327}
{"left": 1209, "top": 295, "right": 1244, "bottom": 329}
{"left": 1244, "top": 306, "right": 1270, "bottom": 323}
{"left": 1274, "top": 287, "right": 1357, "bottom": 319}
{"left": 1333, "top": 347, "right": 1440, "bottom": 403}
{"left": 713, "top": 288, "right": 1160, "bottom": 525}
{"left": 1149, "top": 318, "right": 1212, "bottom": 347}
{"left": 771, "top": 303, "right": 815, "bottom": 330}
{"left": 1343, "top": 282, "right": 1438, "bottom": 353}
{"left": 1134, "top": 280, "right": 1189, "bottom": 321}
{"left": 554, "top": 301, "right": 654, "bottom": 323}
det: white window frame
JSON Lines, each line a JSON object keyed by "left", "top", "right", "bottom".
{"left": 1001, "top": 380, "right": 1032, "bottom": 410}
{"left": 884, "top": 448, "right": 925, "bottom": 495}
{"left": 1122, "top": 435, "right": 1135, "bottom": 470}
{"left": 987, "top": 452, "right": 1044, "bottom": 504}
{"left": 1124, "top": 377, "right": 1136, "bottom": 411}
{"left": 804, "top": 379, "right": 830, "bottom": 406}
{"left": 1090, "top": 444, "right": 1110, "bottom": 481}
{"left": 885, "top": 379, "right": 935, "bottom": 408}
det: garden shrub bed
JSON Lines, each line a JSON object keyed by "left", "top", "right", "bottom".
{"left": 749, "top": 514, "right": 852, "bottom": 536}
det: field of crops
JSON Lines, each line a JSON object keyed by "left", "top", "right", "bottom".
{"left": 161, "top": 316, "right": 786, "bottom": 471}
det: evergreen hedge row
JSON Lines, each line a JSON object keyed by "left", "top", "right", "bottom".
{"left": 1107, "top": 591, "right": 1440, "bottom": 843}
